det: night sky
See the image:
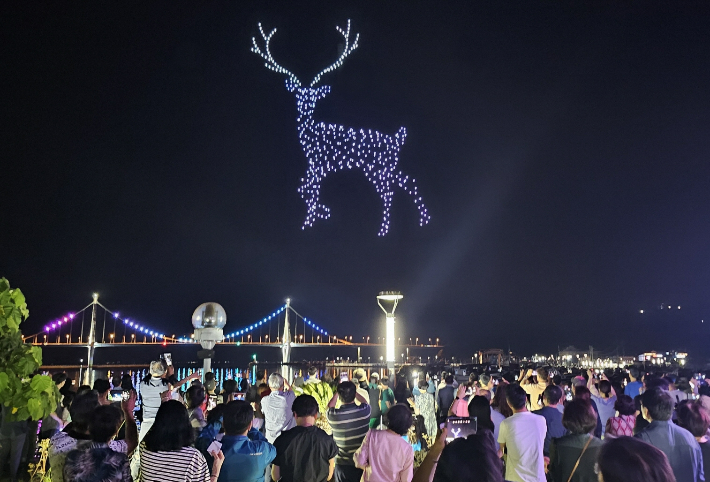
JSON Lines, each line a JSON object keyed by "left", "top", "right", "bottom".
{"left": 3, "top": 2, "right": 710, "bottom": 359}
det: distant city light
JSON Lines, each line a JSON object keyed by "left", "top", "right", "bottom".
{"left": 639, "top": 310, "right": 644, "bottom": 314}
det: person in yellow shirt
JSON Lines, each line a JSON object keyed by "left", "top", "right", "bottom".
{"left": 520, "top": 367, "right": 549, "bottom": 410}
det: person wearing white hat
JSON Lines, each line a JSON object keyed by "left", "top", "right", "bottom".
{"left": 130, "top": 360, "right": 199, "bottom": 478}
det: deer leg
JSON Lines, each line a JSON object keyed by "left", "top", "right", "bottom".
{"left": 395, "top": 170, "right": 431, "bottom": 227}
{"left": 297, "top": 174, "right": 330, "bottom": 229}
{"left": 377, "top": 183, "right": 393, "bottom": 237}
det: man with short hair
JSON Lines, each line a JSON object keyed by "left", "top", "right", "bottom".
{"left": 247, "top": 370, "right": 268, "bottom": 403}
{"left": 635, "top": 387, "right": 704, "bottom": 482}
{"left": 625, "top": 367, "right": 643, "bottom": 399}
{"left": 301, "top": 366, "right": 334, "bottom": 434}
{"left": 634, "top": 376, "right": 670, "bottom": 434}
{"left": 478, "top": 373, "right": 494, "bottom": 394}
{"left": 218, "top": 400, "right": 276, "bottom": 482}
{"left": 272, "top": 395, "right": 338, "bottom": 482}
{"left": 436, "top": 375, "right": 456, "bottom": 424}
{"left": 327, "top": 382, "right": 371, "bottom": 482}
{"left": 533, "top": 385, "right": 567, "bottom": 460}
{"left": 49, "top": 390, "right": 137, "bottom": 482}
{"left": 93, "top": 379, "right": 111, "bottom": 406}
{"left": 261, "top": 373, "right": 296, "bottom": 444}
{"left": 497, "top": 384, "right": 546, "bottom": 482}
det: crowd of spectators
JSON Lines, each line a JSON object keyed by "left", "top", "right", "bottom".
{"left": 3, "top": 362, "right": 710, "bottom": 482}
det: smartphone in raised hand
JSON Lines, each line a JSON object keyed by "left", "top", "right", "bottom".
{"left": 445, "top": 416, "right": 477, "bottom": 442}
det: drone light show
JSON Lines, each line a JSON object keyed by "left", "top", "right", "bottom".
{"left": 251, "top": 20, "right": 431, "bottom": 236}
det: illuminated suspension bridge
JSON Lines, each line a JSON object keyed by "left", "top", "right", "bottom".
{"left": 26, "top": 296, "right": 441, "bottom": 348}
{"left": 26, "top": 294, "right": 443, "bottom": 383}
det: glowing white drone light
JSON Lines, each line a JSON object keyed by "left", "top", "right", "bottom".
{"left": 252, "top": 20, "right": 430, "bottom": 236}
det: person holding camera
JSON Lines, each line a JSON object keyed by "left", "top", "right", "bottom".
{"left": 497, "top": 384, "right": 546, "bottom": 482}
{"left": 49, "top": 389, "right": 137, "bottom": 482}
{"left": 130, "top": 360, "right": 200, "bottom": 478}
{"left": 520, "top": 367, "right": 549, "bottom": 411}
{"left": 326, "top": 381, "right": 371, "bottom": 482}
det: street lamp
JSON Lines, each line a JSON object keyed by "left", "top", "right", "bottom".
{"left": 377, "top": 291, "right": 403, "bottom": 377}
{"left": 192, "top": 302, "right": 227, "bottom": 379}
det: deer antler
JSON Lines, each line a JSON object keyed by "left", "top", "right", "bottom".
{"left": 251, "top": 23, "right": 302, "bottom": 87}
{"left": 310, "top": 20, "right": 360, "bottom": 87}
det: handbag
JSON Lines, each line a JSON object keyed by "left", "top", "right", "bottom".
{"left": 567, "top": 435, "right": 594, "bottom": 482}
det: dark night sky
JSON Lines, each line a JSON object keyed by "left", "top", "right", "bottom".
{"left": 3, "top": 1, "right": 710, "bottom": 359}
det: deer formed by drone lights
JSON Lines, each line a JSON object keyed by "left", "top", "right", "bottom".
{"left": 251, "top": 20, "right": 430, "bottom": 236}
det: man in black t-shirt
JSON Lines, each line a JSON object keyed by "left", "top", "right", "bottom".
{"left": 247, "top": 370, "right": 267, "bottom": 403}
{"left": 272, "top": 395, "right": 338, "bottom": 482}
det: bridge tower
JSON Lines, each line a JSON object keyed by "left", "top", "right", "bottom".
{"left": 84, "top": 293, "right": 99, "bottom": 386}
{"left": 281, "top": 298, "right": 292, "bottom": 381}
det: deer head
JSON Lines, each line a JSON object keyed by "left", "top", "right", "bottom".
{"left": 252, "top": 20, "right": 359, "bottom": 118}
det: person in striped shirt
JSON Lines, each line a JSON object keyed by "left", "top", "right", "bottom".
{"left": 138, "top": 400, "right": 224, "bottom": 482}
{"left": 326, "top": 381, "right": 371, "bottom": 482}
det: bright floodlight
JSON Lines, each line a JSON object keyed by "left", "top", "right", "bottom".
{"left": 377, "top": 291, "right": 403, "bottom": 364}
{"left": 377, "top": 291, "right": 403, "bottom": 302}
{"left": 192, "top": 303, "right": 227, "bottom": 330}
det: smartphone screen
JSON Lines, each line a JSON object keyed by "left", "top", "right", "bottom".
{"left": 340, "top": 372, "right": 349, "bottom": 382}
{"left": 207, "top": 440, "right": 222, "bottom": 455}
{"left": 163, "top": 353, "right": 172, "bottom": 366}
{"left": 109, "top": 389, "right": 124, "bottom": 402}
{"left": 446, "top": 416, "right": 477, "bottom": 442}
{"left": 233, "top": 392, "right": 246, "bottom": 401}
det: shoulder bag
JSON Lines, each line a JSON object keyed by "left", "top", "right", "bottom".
{"left": 566, "top": 435, "right": 594, "bottom": 482}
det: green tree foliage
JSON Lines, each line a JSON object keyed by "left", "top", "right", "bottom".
{"left": 0, "top": 278, "right": 58, "bottom": 421}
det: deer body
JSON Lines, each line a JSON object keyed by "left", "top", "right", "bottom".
{"left": 253, "top": 21, "right": 430, "bottom": 236}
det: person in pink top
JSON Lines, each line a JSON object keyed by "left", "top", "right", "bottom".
{"left": 448, "top": 385, "right": 470, "bottom": 417}
{"left": 354, "top": 404, "right": 414, "bottom": 482}
{"left": 605, "top": 394, "right": 636, "bottom": 438}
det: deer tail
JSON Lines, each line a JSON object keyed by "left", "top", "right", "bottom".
{"left": 395, "top": 127, "right": 407, "bottom": 147}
